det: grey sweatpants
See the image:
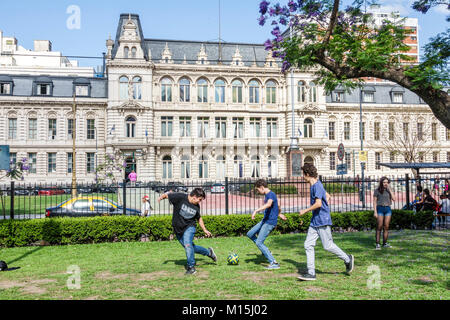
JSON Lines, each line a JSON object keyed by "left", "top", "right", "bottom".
{"left": 304, "top": 225, "right": 350, "bottom": 276}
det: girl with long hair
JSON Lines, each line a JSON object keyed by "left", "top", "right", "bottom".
{"left": 373, "top": 177, "right": 396, "bottom": 250}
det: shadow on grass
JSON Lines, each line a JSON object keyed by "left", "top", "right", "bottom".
{"left": 269, "top": 230, "right": 450, "bottom": 275}
{"left": 162, "top": 258, "right": 216, "bottom": 268}
{"left": 6, "top": 246, "right": 43, "bottom": 265}
{"left": 244, "top": 253, "right": 267, "bottom": 266}
{"left": 409, "top": 279, "right": 436, "bottom": 286}
{"left": 281, "top": 258, "right": 347, "bottom": 276}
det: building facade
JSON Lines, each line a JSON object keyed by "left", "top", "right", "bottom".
{"left": 0, "top": 14, "right": 449, "bottom": 184}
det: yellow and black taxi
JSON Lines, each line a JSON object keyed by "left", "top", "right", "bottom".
{"left": 45, "top": 196, "right": 141, "bottom": 218}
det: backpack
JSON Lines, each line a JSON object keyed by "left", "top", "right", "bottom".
{"left": 0, "top": 261, "right": 8, "bottom": 271}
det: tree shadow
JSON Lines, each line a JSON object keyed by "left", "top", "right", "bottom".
{"left": 6, "top": 246, "right": 43, "bottom": 265}
{"left": 281, "top": 258, "right": 345, "bottom": 276}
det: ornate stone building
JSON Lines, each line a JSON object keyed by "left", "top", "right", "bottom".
{"left": 0, "top": 13, "right": 448, "bottom": 184}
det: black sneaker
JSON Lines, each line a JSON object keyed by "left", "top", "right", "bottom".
{"left": 208, "top": 247, "right": 217, "bottom": 263}
{"left": 298, "top": 273, "right": 316, "bottom": 281}
{"left": 185, "top": 266, "right": 197, "bottom": 275}
{"left": 184, "top": 263, "right": 197, "bottom": 271}
{"left": 345, "top": 254, "right": 354, "bottom": 273}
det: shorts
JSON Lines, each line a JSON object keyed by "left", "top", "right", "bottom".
{"left": 377, "top": 206, "right": 392, "bottom": 216}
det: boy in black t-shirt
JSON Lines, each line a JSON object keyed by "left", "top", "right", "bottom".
{"left": 158, "top": 188, "right": 216, "bottom": 275}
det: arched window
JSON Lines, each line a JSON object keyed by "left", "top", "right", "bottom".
{"left": 266, "top": 80, "right": 277, "bottom": 104}
{"left": 126, "top": 116, "right": 136, "bottom": 138}
{"left": 198, "top": 155, "right": 209, "bottom": 179}
{"left": 234, "top": 156, "right": 244, "bottom": 178}
{"left": 161, "top": 78, "right": 173, "bottom": 102}
{"left": 309, "top": 82, "right": 317, "bottom": 103}
{"left": 251, "top": 155, "right": 261, "bottom": 178}
{"left": 297, "top": 81, "right": 306, "bottom": 103}
{"left": 249, "top": 80, "right": 260, "bottom": 104}
{"left": 181, "top": 155, "right": 191, "bottom": 179}
{"left": 131, "top": 47, "right": 137, "bottom": 59}
{"left": 216, "top": 155, "right": 226, "bottom": 179}
{"left": 179, "top": 78, "right": 191, "bottom": 102}
{"left": 124, "top": 47, "right": 129, "bottom": 59}
{"left": 215, "top": 79, "right": 226, "bottom": 103}
{"left": 197, "top": 79, "right": 208, "bottom": 103}
{"left": 268, "top": 155, "right": 278, "bottom": 178}
{"left": 120, "top": 76, "right": 129, "bottom": 100}
{"left": 232, "top": 80, "right": 243, "bottom": 103}
{"left": 162, "top": 156, "right": 172, "bottom": 179}
{"left": 132, "top": 76, "right": 142, "bottom": 100}
{"left": 304, "top": 118, "right": 314, "bottom": 138}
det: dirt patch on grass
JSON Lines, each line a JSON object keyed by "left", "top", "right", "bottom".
{"left": 95, "top": 271, "right": 130, "bottom": 280}
{"left": 0, "top": 278, "right": 57, "bottom": 296}
{"left": 304, "top": 286, "right": 327, "bottom": 293}
{"left": 137, "top": 271, "right": 172, "bottom": 281}
{"left": 415, "top": 276, "right": 435, "bottom": 284}
{"left": 240, "top": 271, "right": 266, "bottom": 284}
{"left": 239, "top": 271, "right": 299, "bottom": 284}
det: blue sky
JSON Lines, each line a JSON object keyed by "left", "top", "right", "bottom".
{"left": 0, "top": 0, "right": 447, "bottom": 68}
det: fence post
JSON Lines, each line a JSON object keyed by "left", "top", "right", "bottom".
{"left": 10, "top": 181, "right": 14, "bottom": 220}
{"left": 405, "top": 174, "right": 410, "bottom": 208}
{"left": 225, "top": 177, "right": 229, "bottom": 215}
{"left": 122, "top": 179, "right": 127, "bottom": 216}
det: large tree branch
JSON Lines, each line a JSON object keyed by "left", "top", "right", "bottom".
{"left": 323, "top": 0, "right": 341, "bottom": 45}
{"left": 314, "top": 52, "right": 450, "bottom": 128}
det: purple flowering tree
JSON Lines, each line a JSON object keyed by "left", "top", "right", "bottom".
{"left": 259, "top": 0, "right": 450, "bottom": 129}
{"left": 0, "top": 158, "right": 29, "bottom": 181}
{"left": 95, "top": 154, "right": 126, "bottom": 185}
{"left": 1, "top": 158, "right": 29, "bottom": 218}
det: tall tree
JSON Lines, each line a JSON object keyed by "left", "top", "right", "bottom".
{"left": 259, "top": 0, "right": 450, "bottom": 128}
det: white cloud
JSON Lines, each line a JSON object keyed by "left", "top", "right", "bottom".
{"left": 372, "top": 0, "right": 414, "bottom": 16}
{"left": 432, "top": 4, "right": 449, "bottom": 15}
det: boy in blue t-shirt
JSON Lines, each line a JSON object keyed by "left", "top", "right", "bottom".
{"left": 247, "top": 179, "right": 287, "bottom": 269}
{"left": 297, "top": 163, "right": 354, "bottom": 281}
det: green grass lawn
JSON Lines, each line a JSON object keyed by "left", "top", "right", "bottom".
{"left": 0, "top": 229, "right": 448, "bottom": 300}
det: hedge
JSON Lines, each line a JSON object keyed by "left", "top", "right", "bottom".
{"left": 0, "top": 210, "right": 434, "bottom": 248}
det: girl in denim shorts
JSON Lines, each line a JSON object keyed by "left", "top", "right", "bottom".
{"left": 373, "top": 177, "right": 396, "bottom": 250}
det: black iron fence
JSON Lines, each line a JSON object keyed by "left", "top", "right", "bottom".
{"left": 1, "top": 173, "right": 449, "bottom": 221}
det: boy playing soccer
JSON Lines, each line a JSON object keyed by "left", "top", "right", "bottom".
{"left": 158, "top": 188, "right": 217, "bottom": 275}
{"left": 247, "top": 179, "right": 287, "bottom": 269}
{"left": 297, "top": 163, "right": 354, "bottom": 281}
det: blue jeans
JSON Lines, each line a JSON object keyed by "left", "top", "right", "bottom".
{"left": 377, "top": 206, "right": 392, "bottom": 216}
{"left": 246, "top": 221, "right": 276, "bottom": 264}
{"left": 176, "top": 226, "right": 210, "bottom": 268}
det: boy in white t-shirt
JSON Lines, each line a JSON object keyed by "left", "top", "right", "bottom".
{"left": 141, "top": 195, "right": 152, "bottom": 217}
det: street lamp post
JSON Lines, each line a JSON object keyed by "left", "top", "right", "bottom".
{"left": 360, "top": 88, "right": 366, "bottom": 208}
{"left": 289, "top": 25, "right": 299, "bottom": 152}
{"left": 95, "top": 127, "right": 98, "bottom": 184}
{"left": 71, "top": 93, "right": 77, "bottom": 198}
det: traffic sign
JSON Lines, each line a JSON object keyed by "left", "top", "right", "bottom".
{"left": 359, "top": 151, "right": 368, "bottom": 162}
{"left": 0, "top": 145, "right": 10, "bottom": 171}
{"left": 337, "top": 163, "right": 348, "bottom": 175}
{"left": 337, "top": 143, "right": 345, "bottom": 161}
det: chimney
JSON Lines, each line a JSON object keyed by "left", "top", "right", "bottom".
{"left": 34, "top": 40, "right": 52, "bottom": 52}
